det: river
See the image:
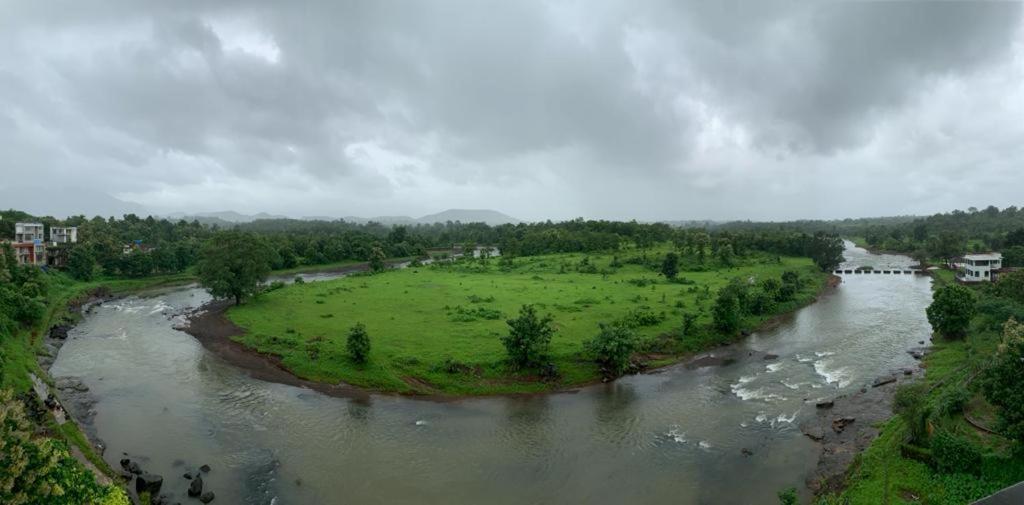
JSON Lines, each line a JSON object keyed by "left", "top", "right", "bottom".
{"left": 50, "top": 241, "right": 932, "bottom": 504}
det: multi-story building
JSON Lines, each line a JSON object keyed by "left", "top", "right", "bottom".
{"left": 11, "top": 222, "right": 46, "bottom": 265}
{"left": 50, "top": 226, "right": 78, "bottom": 244}
{"left": 960, "top": 253, "right": 1003, "bottom": 282}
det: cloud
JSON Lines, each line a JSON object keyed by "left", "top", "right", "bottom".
{"left": 0, "top": 0, "right": 1022, "bottom": 221}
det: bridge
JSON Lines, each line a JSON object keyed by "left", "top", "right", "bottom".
{"left": 833, "top": 267, "right": 924, "bottom": 275}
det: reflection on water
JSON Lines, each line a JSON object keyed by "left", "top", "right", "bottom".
{"left": 51, "top": 245, "right": 933, "bottom": 504}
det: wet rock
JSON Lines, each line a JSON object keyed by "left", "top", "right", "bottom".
{"left": 871, "top": 376, "right": 897, "bottom": 388}
{"left": 55, "top": 377, "right": 89, "bottom": 392}
{"left": 762, "top": 353, "right": 779, "bottom": 361}
{"left": 831, "top": 417, "right": 856, "bottom": 433}
{"left": 801, "top": 425, "right": 825, "bottom": 441}
{"left": 199, "top": 491, "right": 216, "bottom": 503}
{"left": 49, "top": 325, "right": 70, "bottom": 340}
{"left": 908, "top": 349, "right": 926, "bottom": 360}
{"left": 199, "top": 464, "right": 211, "bottom": 473}
{"left": 918, "top": 340, "right": 925, "bottom": 345}
{"left": 816, "top": 400, "right": 834, "bottom": 409}
{"left": 135, "top": 473, "right": 163, "bottom": 495}
{"left": 903, "top": 369, "right": 913, "bottom": 376}
{"left": 128, "top": 461, "right": 142, "bottom": 475}
{"left": 183, "top": 472, "right": 192, "bottom": 480}
{"left": 188, "top": 475, "right": 203, "bottom": 497}
{"left": 740, "top": 330, "right": 751, "bottom": 337}
{"left": 741, "top": 448, "right": 753, "bottom": 456}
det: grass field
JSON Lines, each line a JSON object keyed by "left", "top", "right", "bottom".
{"left": 228, "top": 246, "right": 828, "bottom": 395}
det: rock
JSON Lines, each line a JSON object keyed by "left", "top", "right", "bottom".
{"left": 49, "top": 325, "right": 70, "bottom": 340}
{"left": 801, "top": 425, "right": 825, "bottom": 441}
{"left": 128, "top": 461, "right": 142, "bottom": 475}
{"left": 816, "top": 400, "right": 834, "bottom": 409}
{"left": 152, "top": 493, "right": 174, "bottom": 505}
{"left": 741, "top": 448, "right": 753, "bottom": 456}
{"left": 199, "top": 491, "right": 216, "bottom": 503}
{"left": 871, "top": 376, "right": 897, "bottom": 388}
{"left": 740, "top": 330, "right": 751, "bottom": 337}
{"left": 831, "top": 416, "right": 856, "bottom": 433}
{"left": 188, "top": 475, "right": 203, "bottom": 497}
{"left": 762, "top": 353, "right": 779, "bottom": 361}
{"left": 903, "top": 369, "right": 913, "bottom": 376}
{"left": 183, "top": 472, "right": 192, "bottom": 480}
{"left": 908, "top": 349, "right": 926, "bottom": 360}
{"left": 918, "top": 340, "right": 925, "bottom": 345}
{"left": 135, "top": 473, "right": 163, "bottom": 495}
{"left": 199, "top": 464, "right": 211, "bottom": 473}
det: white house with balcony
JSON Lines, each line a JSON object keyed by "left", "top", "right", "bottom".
{"left": 50, "top": 226, "right": 78, "bottom": 244}
{"left": 960, "top": 253, "right": 1003, "bottom": 282}
{"left": 14, "top": 222, "right": 44, "bottom": 242}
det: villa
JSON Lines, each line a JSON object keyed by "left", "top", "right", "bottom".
{"left": 960, "top": 253, "right": 1003, "bottom": 283}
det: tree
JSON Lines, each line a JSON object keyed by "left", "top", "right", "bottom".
{"left": 585, "top": 323, "right": 638, "bottom": 376}
{"left": 196, "top": 231, "right": 273, "bottom": 305}
{"left": 369, "top": 245, "right": 386, "bottom": 273}
{"left": 809, "top": 232, "right": 845, "bottom": 271}
{"left": 501, "top": 305, "right": 555, "bottom": 369}
{"left": 894, "top": 382, "right": 930, "bottom": 444}
{"left": 347, "top": 323, "right": 371, "bottom": 364}
{"left": 661, "top": 252, "right": 679, "bottom": 280}
{"left": 926, "top": 284, "right": 977, "bottom": 338}
{"left": 995, "top": 269, "right": 1024, "bottom": 305}
{"left": 981, "top": 318, "right": 1024, "bottom": 444}
{"left": 712, "top": 289, "right": 741, "bottom": 334}
{"left": 682, "top": 312, "right": 698, "bottom": 337}
{"left": 66, "top": 246, "right": 96, "bottom": 281}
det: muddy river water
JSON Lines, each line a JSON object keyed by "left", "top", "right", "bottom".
{"left": 50, "top": 241, "right": 933, "bottom": 504}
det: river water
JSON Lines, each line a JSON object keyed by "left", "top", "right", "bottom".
{"left": 50, "top": 242, "right": 932, "bottom": 504}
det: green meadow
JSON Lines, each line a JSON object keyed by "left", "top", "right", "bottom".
{"left": 228, "top": 246, "right": 828, "bottom": 395}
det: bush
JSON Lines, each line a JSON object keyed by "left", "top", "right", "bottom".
{"left": 931, "top": 430, "right": 982, "bottom": 475}
{"left": 618, "top": 308, "right": 664, "bottom": 328}
{"left": 501, "top": 305, "right": 554, "bottom": 369}
{"left": 347, "top": 323, "right": 371, "bottom": 364}
{"left": 894, "top": 382, "right": 930, "bottom": 444}
{"left": 712, "top": 290, "right": 741, "bottom": 333}
{"left": 777, "top": 487, "right": 798, "bottom": 505}
{"left": 981, "top": 318, "right": 1024, "bottom": 444}
{"left": 935, "top": 385, "right": 970, "bottom": 418}
{"left": 585, "top": 323, "right": 639, "bottom": 376}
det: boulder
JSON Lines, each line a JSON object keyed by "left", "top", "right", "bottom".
{"left": 801, "top": 425, "right": 825, "bottom": 441}
{"left": 815, "top": 400, "right": 834, "bottom": 409}
{"left": 831, "top": 416, "right": 856, "bottom": 433}
{"left": 188, "top": 475, "right": 203, "bottom": 497}
{"left": 135, "top": 473, "right": 163, "bottom": 495}
{"left": 183, "top": 472, "right": 192, "bottom": 480}
{"left": 128, "top": 461, "right": 142, "bottom": 475}
{"left": 199, "top": 491, "right": 216, "bottom": 503}
{"left": 762, "top": 353, "right": 779, "bottom": 361}
{"left": 741, "top": 448, "right": 753, "bottom": 456}
{"left": 871, "top": 376, "right": 897, "bottom": 388}
{"left": 199, "top": 464, "right": 211, "bottom": 473}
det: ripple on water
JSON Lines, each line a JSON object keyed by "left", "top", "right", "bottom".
{"left": 813, "top": 359, "right": 852, "bottom": 388}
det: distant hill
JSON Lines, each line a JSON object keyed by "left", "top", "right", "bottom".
{"left": 0, "top": 186, "right": 147, "bottom": 219}
{"left": 166, "top": 211, "right": 289, "bottom": 223}
{"left": 416, "top": 209, "right": 520, "bottom": 225}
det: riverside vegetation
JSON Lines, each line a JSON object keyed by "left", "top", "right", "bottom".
{"left": 821, "top": 269, "right": 1024, "bottom": 504}
{"left": 227, "top": 245, "right": 831, "bottom": 395}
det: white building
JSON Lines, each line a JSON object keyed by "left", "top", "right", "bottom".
{"left": 961, "top": 253, "right": 1003, "bottom": 282}
{"left": 14, "top": 222, "right": 44, "bottom": 242}
{"left": 50, "top": 226, "right": 78, "bottom": 244}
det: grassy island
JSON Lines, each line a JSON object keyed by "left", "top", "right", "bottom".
{"left": 228, "top": 246, "right": 829, "bottom": 395}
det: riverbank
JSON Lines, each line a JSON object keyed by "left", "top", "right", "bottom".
{"left": 183, "top": 251, "right": 836, "bottom": 398}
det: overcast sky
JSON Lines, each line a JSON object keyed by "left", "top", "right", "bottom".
{"left": 2, "top": 1, "right": 1023, "bottom": 221}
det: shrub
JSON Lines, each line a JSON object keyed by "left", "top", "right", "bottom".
{"left": 981, "top": 318, "right": 1024, "bottom": 444}
{"left": 931, "top": 430, "right": 982, "bottom": 475}
{"left": 712, "top": 290, "right": 741, "bottom": 334}
{"left": 777, "top": 487, "right": 798, "bottom": 505}
{"left": 585, "top": 323, "right": 639, "bottom": 376}
{"left": 894, "top": 382, "right": 930, "bottom": 444}
{"left": 618, "top": 308, "right": 664, "bottom": 328}
{"left": 935, "top": 385, "right": 970, "bottom": 418}
{"left": 748, "top": 290, "right": 777, "bottom": 316}
{"left": 501, "top": 305, "right": 554, "bottom": 369}
{"left": 347, "top": 323, "right": 371, "bottom": 364}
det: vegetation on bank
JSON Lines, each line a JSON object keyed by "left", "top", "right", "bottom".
{"left": 821, "top": 269, "right": 1024, "bottom": 504}
{"left": 228, "top": 245, "right": 830, "bottom": 395}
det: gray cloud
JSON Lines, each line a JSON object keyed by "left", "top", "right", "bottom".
{"left": 1, "top": 0, "right": 1022, "bottom": 221}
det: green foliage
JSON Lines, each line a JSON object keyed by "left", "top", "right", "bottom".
{"left": 369, "top": 245, "right": 387, "bottom": 273}
{"left": 981, "top": 318, "right": 1024, "bottom": 444}
{"left": 1, "top": 389, "right": 125, "bottom": 505}
{"left": 894, "top": 382, "right": 930, "bottom": 444}
{"left": 927, "top": 284, "right": 977, "bottom": 338}
{"left": 585, "top": 323, "right": 639, "bottom": 376}
{"left": 660, "top": 252, "right": 679, "bottom": 280}
{"left": 809, "top": 232, "right": 845, "bottom": 272}
{"left": 930, "top": 430, "right": 982, "bottom": 475}
{"left": 995, "top": 269, "right": 1024, "bottom": 305}
{"left": 617, "top": 308, "right": 664, "bottom": 328}
{"left": 347, "top": 323, "right": 371, "bottom": 364}
{"left": 777, "top": 487, "right": 797, "bottom": 505}
{"left": 934, "top": 384, "right": 970, "bottom": 418}
{"left": 197, "top": 231, "right": 274, "bottom": 305}
{"left": 681, "top": 312, "right": 698, "bottom": 337}
{"left": 712, "top": 289, "right": 741, "bottom": 333}
{"left": 501, "top": 305, "right": 555, "bottom": 370}
{"left": 65, "top": 247, "right": 96, "bottom": 281}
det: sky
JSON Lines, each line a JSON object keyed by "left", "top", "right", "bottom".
{"left": 1, "top": 0, "right": 1023, "bottom": 222}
